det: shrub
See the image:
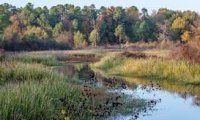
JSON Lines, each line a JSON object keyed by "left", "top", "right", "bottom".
{"left": 55, "top": 31, "right": 74, "bottom": 48}
{"left": 3, "top": 39, "right": 71, "bottom": 51}
{"left": 170, "top": 40, "right": 200, "bottom": 63}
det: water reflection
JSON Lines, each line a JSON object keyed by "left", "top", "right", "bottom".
{"left": 72, "top": 64, "right": 133, "bottom": 89}
{"left": 57, "top": 63, "right": 200, "bottom": 120}
{"left": 122, "top": 77, "right": 200, "bottom": 107}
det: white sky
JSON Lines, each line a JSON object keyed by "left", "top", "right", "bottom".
{"left": 0, "top": 0, "right": 199, "bottom": 13}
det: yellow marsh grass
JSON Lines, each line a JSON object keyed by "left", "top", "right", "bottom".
{"left": 93, "top": 55, "right": 200, "bottom": 85}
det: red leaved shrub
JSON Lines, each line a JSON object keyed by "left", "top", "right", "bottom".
{"left": 171, "top": 40, "right": 200, "bottom": 63}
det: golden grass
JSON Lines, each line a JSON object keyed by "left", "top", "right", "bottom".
{"left": 92, "top": 54, "right": 200, "bottom": 85}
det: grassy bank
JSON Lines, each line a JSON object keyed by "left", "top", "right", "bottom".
{"left": 0, "top": 55, "right": 146, "bottom": 120}
{"left": 0, "top": 62, "right": 83, "bottom": 120}
{"left": 0, "top": 61, "right": 111, "bottom": 120}
{"left": 92, "top": 53, "right": 200, "bottom": 85}
{"left": 12, "top": 51, "right": 102, "bottom": 65}
{"left": 0, "top": 62, "right": 62, "bottom": 85}
{"left": 14, "top": 55, "right": 62, "bottom": 66}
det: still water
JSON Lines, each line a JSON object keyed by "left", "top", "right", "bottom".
{"left": 57, "top": 63, "right": 200, "bottom": 120}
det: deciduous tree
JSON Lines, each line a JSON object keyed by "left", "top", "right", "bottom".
{"left": 89, "top": 29, "right": 100, "bottom": 47}
{"left": 74, "top": 31, "right": 86, "bottom": 48}
{"left": 115, "top": 24, "right": 125, "bottom": 44}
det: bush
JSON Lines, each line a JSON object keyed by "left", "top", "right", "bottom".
{"left": 3, "top": 39, "right": 71, "bottom": 51}
{"left": 55, "top": 31, "right": 74, "bottom": 48}
{"left": 171, "top": 40, "right": 200, "bottom": 63}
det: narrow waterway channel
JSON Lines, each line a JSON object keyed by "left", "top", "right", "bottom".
{"left": 56, "top": 62, "right": 200, "bottom": 120}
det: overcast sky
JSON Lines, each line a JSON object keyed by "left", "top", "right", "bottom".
{"left": 0, "top": 0, "right": 199, "bottom": 13}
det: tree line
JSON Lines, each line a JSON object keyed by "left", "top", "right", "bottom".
{"left": 0, "top": 3, "right": 200, "bottom": 51}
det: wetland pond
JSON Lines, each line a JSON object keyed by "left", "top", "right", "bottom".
{"left": 56, "top": 61, "right": 200, "bottom": 120}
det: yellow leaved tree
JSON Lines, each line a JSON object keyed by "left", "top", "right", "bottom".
{"left": 181, "top": 31, "right": 191, "bottom": 42}
{"left": 171, "top": 17, "right": 186, "bottom": 29}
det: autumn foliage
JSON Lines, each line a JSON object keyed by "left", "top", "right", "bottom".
{"left": 171, "top": 40, "right": 200, "bottom": 63}
{"left": 0, "top": 3, "right": 200, "bottom": 51}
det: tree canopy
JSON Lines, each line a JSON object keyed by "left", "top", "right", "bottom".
{"left": 0, "top": 3, "right": 200, "bottom": 50}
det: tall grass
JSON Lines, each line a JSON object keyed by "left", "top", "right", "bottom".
{"left": 92, "top": 55, "right": 200, "bottom": 85}
{"left": 0, "top": 61, "right": 144, "bottom": 120}
{"left": 0, "top": 53, "right": 5, "bottom": 62}
{"left": 0, "top": 62, "right": 62, "bottom": 85}
{"left": 0, "top": 80, "right": 69, "bottom": 120}
{"left": 14, "top": 55, "right": 61, "bottom": 66}
{"left": 13, "top": 53, "right": 101, "bottom": 65}
{"left": 0, "top": 62, "right": 92, "bottom": 120}
{"left": 0, "top": 56, "right": 3, "bottom": 62}
{"left": 0, "top": 54, "right": 148, "bottom": 120}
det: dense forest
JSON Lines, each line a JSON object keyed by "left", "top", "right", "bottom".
{"left": 0, "top": 3, "right": 200, "bottom": 50}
